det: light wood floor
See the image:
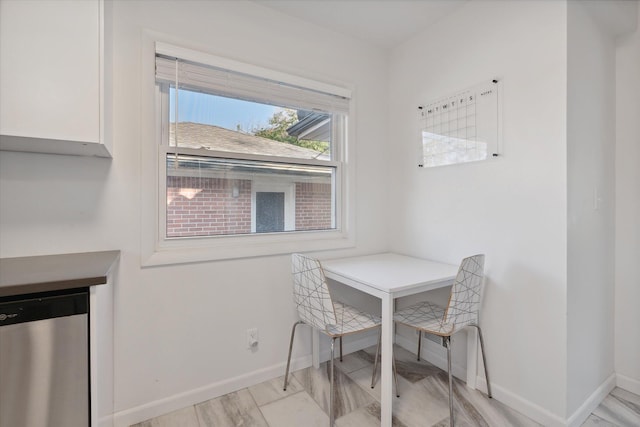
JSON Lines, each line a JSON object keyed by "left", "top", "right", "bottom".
{"left": 132, "top": 345, "right": 640, "bottom": 427}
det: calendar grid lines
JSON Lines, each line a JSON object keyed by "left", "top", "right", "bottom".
{"left": 418, "top": 80, "right": 499, "bottom": 168}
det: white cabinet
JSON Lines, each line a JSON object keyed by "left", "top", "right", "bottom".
{"left": 0, "top": 0, "right": 111, "bottom": 157}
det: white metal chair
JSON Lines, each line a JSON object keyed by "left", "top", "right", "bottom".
{"left": 283, "top": 253, "right": 383, "bottom": 426}
{"left": 393, "top": 254, "right": 492, "bottom": 426}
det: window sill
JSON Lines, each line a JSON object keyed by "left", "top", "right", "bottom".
{"left": 141, "top": 229, "right": 354, "bottom": 267}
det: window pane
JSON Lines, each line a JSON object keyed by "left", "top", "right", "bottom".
{"left": 256, "top": 192, "right": 285, "bottom": 233}
{"left": 169, "top": 87, "right": 332, "bottom": 161}
{"left": 166, "top": 154, "right": 336, "bottom": 238}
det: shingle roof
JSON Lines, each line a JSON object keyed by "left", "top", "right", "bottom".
{"left": 170, "top": 122, "right": 328, "bottom": 160}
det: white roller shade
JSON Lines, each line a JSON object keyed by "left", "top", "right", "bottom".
{"left": 156, "top": 55, "right": 350, "bottom": 115}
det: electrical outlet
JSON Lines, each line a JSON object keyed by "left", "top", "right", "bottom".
{"left": 247, "top": 328, "right": 259, "bottom": 348}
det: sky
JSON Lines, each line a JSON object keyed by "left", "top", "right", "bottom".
{"left": 170, "top": 88, "right": 279, "bottom": 133}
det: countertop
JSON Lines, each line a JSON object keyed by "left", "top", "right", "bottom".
{"left": 0, "top": 250, "right": 120, "bottom": 297}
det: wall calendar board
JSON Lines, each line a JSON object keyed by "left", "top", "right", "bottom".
{"left": 418, "top": 79, "right": 501, "bottom": 168}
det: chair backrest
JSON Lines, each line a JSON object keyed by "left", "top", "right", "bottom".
{"left": 443, "top": 254, "right": 485, "bottom": 330}
{"left": 291, "top": 253, "right": 337, "bottom": 331}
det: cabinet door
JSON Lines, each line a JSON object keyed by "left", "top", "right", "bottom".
{"left": 0, "top": 0, "right": 100, "bottom": 145}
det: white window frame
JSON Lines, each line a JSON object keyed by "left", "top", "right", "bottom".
{"left": 140, "top": 39, "right": 356, "bottom": 266}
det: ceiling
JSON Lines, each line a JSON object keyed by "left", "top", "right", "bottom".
{"left": 253, "top": 0, "right": 468, "bottom": 50}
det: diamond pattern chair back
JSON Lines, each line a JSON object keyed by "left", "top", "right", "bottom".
{"left": 443, "top": 254, "right": 485, "bottom": 331}
{"left": 291, "top": 253, "right": 337, "bottom": 332}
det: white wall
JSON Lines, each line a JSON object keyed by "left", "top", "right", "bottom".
{"left": 566, "top": 0, "right": 617, "bottom": 417}
{"left": 615, "top": 3, "right": 640, "bottom": 395}
{"left": 388, "top": 0, "right": 568, "bottom": 422}
{"left": 0, "top": 1, "right": 390, "bottom": 425}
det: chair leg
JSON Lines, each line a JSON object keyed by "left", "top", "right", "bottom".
{"left": 340, "top": 336, "right": 343, "bottom": 362}
{"left": 417, "top": 330, "right": 422, "bottom": 361}
{"left": 444, "top": 336, "right": 454, "bottom": 427}
{"left": 474, "top": 325, "right": 492, "bottom": 398}
{"left": 330, "top": 337, "right": 337, "bottom": 427}
{"left": 392, "top": 353, "right": 400, "bottom": 398}
{"left": 283, "top": 321, "right": 304, "bottom": 391}
{"left": 371, "top": 330, "right": 381, "bottom": 388}
{"left": 371, "top": 330, "right": 400, "bottom": 397}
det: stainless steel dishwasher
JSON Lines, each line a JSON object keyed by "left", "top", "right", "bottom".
{"left": 0, "top": 288, "right": 89, "bottom": 427}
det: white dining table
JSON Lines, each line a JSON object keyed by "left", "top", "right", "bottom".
{"left": 321, "top": 252, "right": 468, "bottom": 427}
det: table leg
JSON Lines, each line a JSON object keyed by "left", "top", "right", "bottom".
{"left": 380, "top": 293, "right": 393, "bottom": 427}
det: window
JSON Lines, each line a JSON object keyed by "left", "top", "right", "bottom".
{"left": 148, "top": 43, "right": 352, "bottom": 263}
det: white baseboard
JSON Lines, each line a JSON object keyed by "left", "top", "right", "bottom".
{"left": 112, "top": 334, "right": 380, "bottom": 427}
{"left": 479, "top": 378, "right": 567, "bottom": 427}
{"left": 112, "top": 354, "right": 312, "bottom": 427}
{"left": 394, "top": 334, "right": 468, "bottom": 380}
{"left": 473, "top": 369, "right": 617, "bottom": 427}
{"left": 317, "top": 331, "right": 380, "bottom": 363}
{"left": 97, "top": 414, "right": 114, "bottom": 427}
{"left": 566, "top": 373, "right": 616, "bottom": 427}
{"left": 395, "top": 333, "right": 570, "bottom": 426}
{"left": 617, "top": 373, "right": 640, "bottom": 395}
{"left": 111, "top": 333, "right": 633, "bottom": 427}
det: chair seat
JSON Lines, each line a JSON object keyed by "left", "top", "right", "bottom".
{"left": 394, "top": 301, "right": 455, "bottom": 336}
{"left": 325, "top": 301, "right": 381, "bottom": 337}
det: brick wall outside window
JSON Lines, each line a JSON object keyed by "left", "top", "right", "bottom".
{"left": 166, "top": 177, "right": 332, "bottom": 237}
{"left": 295, "top": 182, "right": 332, "bottom": 230}
{"left": 167, "top": 176, "right": 252, "bottom": 237}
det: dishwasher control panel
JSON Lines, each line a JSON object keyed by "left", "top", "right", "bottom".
{"left": 0, "top": 288, "right": 88, "bottom": 326}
